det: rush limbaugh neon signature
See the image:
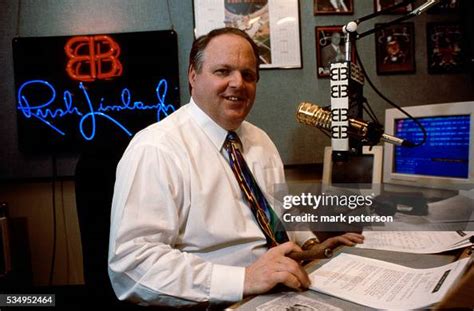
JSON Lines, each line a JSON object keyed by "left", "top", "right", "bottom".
{"left": 16, "top": 79, "right": 175, "bottom": 140}
{"left": 13, "top": 30, "right": 180, "bottom": 153}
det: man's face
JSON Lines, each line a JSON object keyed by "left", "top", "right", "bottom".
{"left": 331, "top": 32, "right": 341, "bottom": 45}
{"left": 189, "top": 34, "right": 258, "bottom": 130}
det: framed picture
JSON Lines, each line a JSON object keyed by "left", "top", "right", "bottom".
{"left": 315, "top": 26, "right": 356, "bottom": 78}
{"left": 428, "top": 0, "right": 460, "bottom": 14}
{"left": 374, "top": 0, "right": 413, "bottom": 14}
{"left": 427, "top": 22, "right": 466, "bottom": 74}
{"left": 193, "top": 0, "right": 301, "bottom": 69}
{"left": 314, "top": 0, "right": 353, "bottom": 15}
{"left": 375, "top": 22, "right": 415, "bottom": 75}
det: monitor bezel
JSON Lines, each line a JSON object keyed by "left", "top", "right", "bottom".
{"left": 383, "top": 101, "right": 474, "bottom": 190}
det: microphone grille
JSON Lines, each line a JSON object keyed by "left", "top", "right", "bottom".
{"left": 296, "top": 102, "right": 331, "bottom": 129}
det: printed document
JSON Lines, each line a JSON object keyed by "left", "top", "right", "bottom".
{"left": 256, "top": 292, "right": 342, "bottom": 311}
{"left": 356, "top": 231, "right": 474, "bottom": 253}
{"left": 309, "top": 253, "right": 470, "bottom": 310}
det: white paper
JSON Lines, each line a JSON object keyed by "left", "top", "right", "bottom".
{"left": 193, "top": 0, "right": 301, "bottom": 68}
{"left": 256, "top": 292, "right": 342, "bottom": 311}
{"left": 309, "top": 253, "right": 470, "bottom": 310}
{"left": 267, "top": 0, "right": 301, "bottom": 67}
{"left": 193, "top": 0, "right": 226, "bottom": 36}
{"left": 425, "top": 194, "right": 474, "bottom": 223}
{"left": 356, "top": 231, "right": 474, "bottom": 254}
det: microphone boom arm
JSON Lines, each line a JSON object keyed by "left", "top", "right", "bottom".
{"left": 344, "top": 0, "right": 441, "bottom": 41}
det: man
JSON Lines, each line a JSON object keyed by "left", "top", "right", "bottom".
{"left": 108, "top": 27, "right": 363, "bottom": 308}
{"left": 320, "top": 32, "right": 345, "bottom": 73}
{"left": 329, "top": 0, "right": 349, "bottom": 12}
{"left": 383, "top": 36, "right": 406, "bottom": 64}
{"left": 317, "top": 0, "right": 348, "bottom": 12}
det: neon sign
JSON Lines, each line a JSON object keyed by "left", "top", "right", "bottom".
{"left": 13, "top": 30, "right": 180, "bottom": 153}
{"left": 17, "top": 79, "right": 175, "bottom": 141}
{"left": 64, "top": 35, "right": 123, "bottom": 82}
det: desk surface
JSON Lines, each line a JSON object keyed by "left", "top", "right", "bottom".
{"left": 229, "top": 246, "right": 472, "bottom": 310}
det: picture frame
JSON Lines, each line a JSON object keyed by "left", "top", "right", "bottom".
{"left": 315, "top": 26, "right": 356, "bottom": 78}
{"left": 375, "top": 22, "right": 415, "bottom": 75}
{"left": 374, "top": 0, "right": 413, "bottom": 14}
{"left": 427, "top": 22, "right": 466, "bottom": 74}
{"left": 193, "top": 0, "right": 302, "bottom": 69}
{"left": 314, "top": 0, "right": 353, "bottom": 15}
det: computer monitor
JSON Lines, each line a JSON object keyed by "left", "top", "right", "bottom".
{"left": 383, "top": 101, "right": 474, "bottom": 190}
{"left": 323, "top": 146, "right": 383, "bottom": 185}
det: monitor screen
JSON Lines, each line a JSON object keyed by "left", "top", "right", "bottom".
{"left": 384, "top": 102, "right": 474, "bottom": 190}
{"left": 393, "top": 115, "right": 470, "bottom": 179}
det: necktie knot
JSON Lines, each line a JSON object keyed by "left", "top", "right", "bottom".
{"left": 226, "top": 130, "right": 239, "bottom": 143}
{"left": 225, "top": 131, "right": 242, "bottom": 151}
{"left": 227, "top": 131, "right": 238, "bottom": 141}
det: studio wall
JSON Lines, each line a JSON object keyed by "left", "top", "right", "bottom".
{"left": 0, "top": 0, "right": 473, "bottom": 180}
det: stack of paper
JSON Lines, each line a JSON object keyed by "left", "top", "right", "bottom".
{"left": 355, "top": 231, "right": 474, "bottom": 254}
{"left": 256, "top": 293, "right": 342, "bottom": 311}
{"left": 309, "top": 253, "right": 470, "bottom": 310}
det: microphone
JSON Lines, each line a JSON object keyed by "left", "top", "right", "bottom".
{"left": 296, "top": 102, "right": 414, "bottom": 147}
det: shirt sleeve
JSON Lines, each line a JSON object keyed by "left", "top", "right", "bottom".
{"left": 108, "top": 142, "right": 244, "bottom": 307}
{"left": 289, "top": 231, "right": 319, "bottom": 246}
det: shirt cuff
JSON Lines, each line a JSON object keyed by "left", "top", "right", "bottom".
{"left": 291, "top": 231, "right": 318, "bottom": 246}
{"left": 209, "top": 264, "right": 245, "bottom": 302}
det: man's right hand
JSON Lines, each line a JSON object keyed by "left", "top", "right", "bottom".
{"left": 243, "top": 242, "right": 311, "bottom": 296}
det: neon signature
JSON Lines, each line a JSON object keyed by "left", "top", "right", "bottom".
{"left": 17, "top": 79, "right": 176, "bottom": 140}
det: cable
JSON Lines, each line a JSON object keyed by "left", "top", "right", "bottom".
{"left": 48, "top": 154, "right": 58, "bottom": 286}
{"left": 354, "top": 43, "right": 427, "bottom": 147}
{"left": 15, "top": 0, "right": 22, "bottom": 37}
{"left": 166, "top": 0, "right": 175, "bottom": 30}
{"left": 363, "top": 98, "right": 380, "bottom": 124}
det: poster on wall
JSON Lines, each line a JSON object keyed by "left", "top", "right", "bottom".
{"left": 12, "top": 30, "right": 180, "bottom": 154}
{"left": 193, "top": 0, "right": 301, "bottom": 69}
{"left": 315, "top": 25, "right": 356, "bottom": 78}
{"left": 313, "top": 0, "right": 354, "bottom": 15}
{"left": 428, "top": 0, "right": 460, "bottom": 14}
{"left": 427, "top": 22, "right": 466, "bottom": 74}
{"left": 375, "top": 22, "right": 415, "bottom": 75}
{"left": 374, "top": 0, "right": 413, "bottom": 14}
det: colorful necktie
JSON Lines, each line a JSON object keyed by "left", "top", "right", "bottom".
{"left": 224, "top": 131, "right": 289, "bottom": 248}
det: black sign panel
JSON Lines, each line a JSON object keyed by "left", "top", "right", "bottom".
{"left": 12, "top": 30, "right": 180, "bottom": 153}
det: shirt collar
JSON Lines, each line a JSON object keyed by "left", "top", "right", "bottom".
{"left": 188, "top": 97, "right": 243, "bottom": 151}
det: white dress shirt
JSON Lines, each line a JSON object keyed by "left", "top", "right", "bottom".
{"left": 108, "top": 98, "right": 315, "bottom": 307}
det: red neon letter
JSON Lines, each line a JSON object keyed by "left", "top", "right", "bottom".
{"left": 65, "top": 35, "right": 122, "bottom": 82}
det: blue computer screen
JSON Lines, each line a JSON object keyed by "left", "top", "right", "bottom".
{"left": 394, "top": 115, "right": 470, "bottom": 178}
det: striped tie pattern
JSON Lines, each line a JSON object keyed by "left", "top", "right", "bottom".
{"left": 224, "top": 131, "right": 289, "bottom": 248}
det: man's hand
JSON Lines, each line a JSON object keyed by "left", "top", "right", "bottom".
{"left": 288, "top": 232, "right": 364, "bottom": 262}
{"left": 320, "top": 232, "right": 364, "bottom": 248}
{"left": 243, "top": 242, "right": 311, "bottom": 296}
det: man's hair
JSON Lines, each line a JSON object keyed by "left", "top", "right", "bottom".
{"left": 188, "top": 27, "right": 260, "bottom": 92}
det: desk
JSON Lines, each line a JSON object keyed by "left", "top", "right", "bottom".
{"left": 229, "top": 246, "right": 473, "bottom": 310}
{"left": 231, "top": 184, "right": 473, "bottom": 309}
